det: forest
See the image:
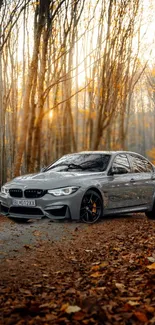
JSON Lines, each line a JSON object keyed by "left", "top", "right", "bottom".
{"left": 0, "top": 0, "right": 155, "bottom": 186}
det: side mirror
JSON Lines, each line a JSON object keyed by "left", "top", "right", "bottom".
{"left": 40, "top": 166, "right": 46, "bottom": 172}
{"left": 109, "top": 166, "right": 128, "bottom": 175}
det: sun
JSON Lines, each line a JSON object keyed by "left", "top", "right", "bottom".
{"left": 48, "top": 110, "right": 53, "bottom": 120}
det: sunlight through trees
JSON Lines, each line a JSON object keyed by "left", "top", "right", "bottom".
{"left": 0, "top": 0, "right": 154, "bottom": 184}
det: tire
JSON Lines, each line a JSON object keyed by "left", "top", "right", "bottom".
{"left": 80, "top": 190, "right": 103, "bottom": 224}
{"left": 145, "top": 211, "right": 155, "bottom": 220}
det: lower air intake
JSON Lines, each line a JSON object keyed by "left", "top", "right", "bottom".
{"left": 9, "top": 207, "right": 44, "bottom": 216}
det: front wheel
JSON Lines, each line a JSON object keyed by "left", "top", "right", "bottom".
{"left": 80, "top": 190, "right": 103, "bottom": 224}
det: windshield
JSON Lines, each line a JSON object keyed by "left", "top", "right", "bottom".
{"left": 44, "top": 153, "right": 111, "bottom": 172}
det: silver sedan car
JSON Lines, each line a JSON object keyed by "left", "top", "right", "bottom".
{"left": 0, "top": 151, "right": 155, "bottom": 223}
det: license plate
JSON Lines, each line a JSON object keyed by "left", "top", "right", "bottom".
{"left": 12, "top": 199, "right": 36, "bottom": 207}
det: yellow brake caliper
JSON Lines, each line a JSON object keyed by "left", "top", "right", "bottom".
{"left": 92, "top": 201, "right": 97, "bottom": 214}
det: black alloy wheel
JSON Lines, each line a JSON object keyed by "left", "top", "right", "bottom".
{"left": 145, "top": 211, "right": 155, "bottom": 219}
{"left": 80, "top": 190, "right": 103, "bottom": 224}
{"left": 145, "top": 201, "right": 155, "bottom": 219}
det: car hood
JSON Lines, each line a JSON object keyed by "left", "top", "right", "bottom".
{"left": 5, "top": 170, "right": 107, "bottom": 190}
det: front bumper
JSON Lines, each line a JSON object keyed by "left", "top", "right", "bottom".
{"left": 0, "top": 191, "right": 82, "bottom": 221}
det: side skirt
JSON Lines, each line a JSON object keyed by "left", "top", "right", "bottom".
{"left": 104, "top": 205, "right": 148, "bottom": 216}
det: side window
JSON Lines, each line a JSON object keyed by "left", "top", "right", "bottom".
{"left": 112, "top": 154, "right": 131, "bottom": 173}
{"left": 145, "top": 161, "right": 154, "bottom": 172}
{"left": 129, "top": 154, "right": 153, "bottom": 173}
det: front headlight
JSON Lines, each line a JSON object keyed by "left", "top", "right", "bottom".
{"left": 48, "top": 186, "right": 79, "bottom": 196}
{"left": 1, "top": 186, "right": 9, "bottom": 195}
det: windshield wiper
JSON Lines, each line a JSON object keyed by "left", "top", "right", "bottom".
{"left": 67, "top": 163, "right": 84, "bottom": 170}
{"left": 45, "top": 163, "right": 69, "bottom": 171}
{"left": 68, "top": 163, "right": 102, "bottom": 171}
{"left": 45, "top": 163, "right": 84, "bottom": 171}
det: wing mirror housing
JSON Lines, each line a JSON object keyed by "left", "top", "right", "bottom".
{"left": 40, "top": 166, "right": 46, "bottom": 172}
{"left": 109, "top": 166, "right": 128, "bottom": 175}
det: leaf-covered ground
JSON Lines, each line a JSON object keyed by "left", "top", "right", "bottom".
{"left": 0, "top": 214, "right": 155, "bottom": 325}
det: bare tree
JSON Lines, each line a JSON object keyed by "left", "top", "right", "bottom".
{"left": 1, "top": 0, "right": 154, "bottom": 184}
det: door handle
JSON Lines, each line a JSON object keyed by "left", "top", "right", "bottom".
{"left": 130, "top": 178, "right": 135, "bottom": 183}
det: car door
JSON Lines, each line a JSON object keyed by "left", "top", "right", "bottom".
{"left": 127, "top": 153, "right": 155, "bottom": 206}
{"left": 104, "top": 153, "right": 137, "bottom": 210}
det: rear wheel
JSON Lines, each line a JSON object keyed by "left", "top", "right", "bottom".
{"left": 80, "top": 190, "right": 103, "bottom": 224}
{"left": 145, "top": 202, "right": 155, "bottom": 219}
{"left": 145, "top": 211, "right": 155, "bottom": 219}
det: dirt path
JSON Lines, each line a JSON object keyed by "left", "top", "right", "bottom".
{"left": 0, "top": 214, "right": 155, "bottom": 325}
{"left": 0, "top": 216, "right": 86, "bottom": 259}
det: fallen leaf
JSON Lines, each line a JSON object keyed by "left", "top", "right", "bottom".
{"left": 147, "top": 257, "right": 155, "bottom": 263}
{"left": 82, "top": 318, "right": 96, "bottom": 324}
{"left": 65, "top": 305, "right": 81, "bottom": 314}
{"left": 60, "top": 303, "right": 69, "bottom": 312}
{"left": 96, "top": 287, "right": 106, "bottom": 291}
{"left": 19, "top": 289, "right": 32, "bottom": 295}
{"left": 90, "top": 272, "right": 102, "bottom": 278}
{"left": 39, "top": 302, "right": 57, "bottom": 309}
{"left": 147, "top": 263, "right": 155, "bottom": 269}
{"left": 134, "top": 311, "right": 148, "bottom": 322}
{"left": 91, "top": 265, "right": 100, "bottom": 271}
{"left": 92, "top": 262, "right": 100, "bottom": 265}
{"left": 113, "top": 247, "right": 121, "bottom": 251}
{"left": 66, "top": 288, "right": 76, "bottom": 294}
{"left": 115, "top": 283, "right": 125, "bottom": 290}
{"left": 33, "top": 230, "right": 41, "bottom": 236}
{"left": 45, "top": 314, "right": 57, "bottom": 321}
{"left": 144, "top": 305, "right": 155, "bottom": 313}
{"left": 99, "top": 262, "right": 108, "bottom": 268}
{"left": 127, "top": 300, "right": 140, "bottom": 306}
{"left": 73, "top": 311, "right": 85, "bottom": 320}
{"left": 91, "top": 262, "right": 108, "bottom": 271}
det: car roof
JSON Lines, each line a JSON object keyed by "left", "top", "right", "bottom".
{"left": 78, "top": 151, "right": 122, "bottom": 154}
{"left": 71, "top": 151, "right": 141, "bottom": 155}
{"left": 66, "top": 151, "right": 152, "bottom": 161}
{"left": 70, "top": 151, "right": 154, "bottom": 164}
